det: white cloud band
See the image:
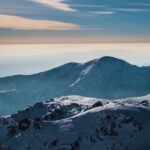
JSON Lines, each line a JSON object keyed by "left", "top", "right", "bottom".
{"left": 93, "top": 11, "right": 116, "bottom": 15}
{"left": 30, "top": 0, "right": 76, "bottom": 11}
{"left": 114, "top": 8, "right": 149, "bottom": 12}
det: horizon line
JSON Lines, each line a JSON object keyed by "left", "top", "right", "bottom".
{"left": 0, "top": 42, "right": 150, "bottom": 45}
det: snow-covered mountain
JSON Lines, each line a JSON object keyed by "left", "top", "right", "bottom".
{"left": 0, "top": 56, "right": 150, "bottom": 115}
{"left": 0, "top": 95, "right": 150, "bottom": 150}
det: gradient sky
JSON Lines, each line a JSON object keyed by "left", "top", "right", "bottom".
{"left": 0, "top": 43, "right": 150, "bottom": 77}
{"left": 0, "top": 0, "right": 150, "bottom": 43}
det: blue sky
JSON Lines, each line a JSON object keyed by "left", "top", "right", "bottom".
{"left": 0, "top": 0, "right": 150, "bottom": 43}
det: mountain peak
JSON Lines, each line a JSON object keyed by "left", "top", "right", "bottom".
{"left": 100, "top": 56, "right": 120, "bottom": 61}
{"left": 99, "top": 56, "right": 126, "bottom": 63}
{"left": 92, "top": 56, "right": 131, "bottom": 67}
{"left": 87, "top": 56, "right": 129, "bottom": 66}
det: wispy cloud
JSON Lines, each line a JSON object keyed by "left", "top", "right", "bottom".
{"left": 71, "top": 4, "right": 109, "bottom": 8}
{"left": 93, "top": 11, "right": 116, "bottom": 15}
{"left": 133, "top": 3, "right": 150, "bottom": 7}
{"left": 79, "top": 27, "right": 103, "bottom": 31}
{"left": 92, "top": 8, "right": 148, "bottom": 16}
{"left": 30, "top": 0, "right": 76, "bottom": 11}
{"left": 114, "top": 8, "right": 149, "bottom": 12}
{"left": 0, "top": 14, "right": 79, "bottom": 30}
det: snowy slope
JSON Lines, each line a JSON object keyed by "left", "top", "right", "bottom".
{"left": 1, "top": 56, "right": 150, "bottom": 116}
{"left": 0, "top": 95, "right": 150, "bottom": 150}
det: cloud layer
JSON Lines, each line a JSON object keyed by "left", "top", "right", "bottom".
{"left": 0, "top": 0, "right": 149, "bottom": 43}
{"left": 30, "top": 0, "right": 76, "bottom": 11}
{"left": 113, "top": 8, "right": 149, "bottom": 12}
{"left": 0, "top": 14, "right": 79, "bottom": 30}
{"left": 93, "top": 11, "right": 116, "bottom": 15}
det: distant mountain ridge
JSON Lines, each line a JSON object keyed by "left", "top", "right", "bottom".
{"left": 0, "top": 56, "right": 150, "bottom": 115}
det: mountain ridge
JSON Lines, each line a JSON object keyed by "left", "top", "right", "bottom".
{"left": 0, "top": 95, "right": 150, "bottom": 150}
{"left": 0, "top": 56, "right": 137, "bottom": 79}
{"left": 0, "top": 56, "right": 150, "bottom": 115}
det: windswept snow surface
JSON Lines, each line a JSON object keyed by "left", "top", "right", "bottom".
{"left": 0, "top": 95, "right": 150, "bottom": 150}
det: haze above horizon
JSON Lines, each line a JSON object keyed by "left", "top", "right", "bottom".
{"left": 0, "top": 43, "right": 150, "bottom": 77}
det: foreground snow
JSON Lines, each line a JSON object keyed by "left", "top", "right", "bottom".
{"left": 0, "top": 95, "right": 150, "bottom": 150}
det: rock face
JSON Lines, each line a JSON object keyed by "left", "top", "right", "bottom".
{"left": 0, "top": 95, "right": 150, "bottom": 150}
{"left": 1, "top": 56, "right": 150, "bottom": 115}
